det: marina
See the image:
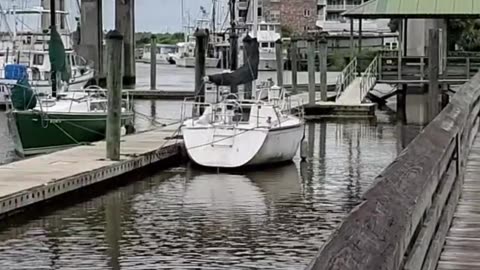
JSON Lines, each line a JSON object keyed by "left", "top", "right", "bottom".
{"left": 0, "top": 0, "right": 480, "bottom": 269}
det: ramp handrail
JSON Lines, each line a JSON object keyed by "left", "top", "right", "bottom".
{"left": 359, "top": 56, "right": 379, "bottom": 103}
{"left": 335, "top": 57, "right": 357, "bottom": 101}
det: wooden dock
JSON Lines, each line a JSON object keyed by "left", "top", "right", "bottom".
{"left": 0, "top": 124, "right": 182, "bottom": 218}
{"left": 437, "top": 133, "right": 480, "bottom": 270}
{"left": 291, "top": 90, "right": 375, "bottom": 119}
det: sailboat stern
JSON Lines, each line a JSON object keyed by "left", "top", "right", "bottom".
{"left": 181, "top": 125, "right": 269, "bottom": 168}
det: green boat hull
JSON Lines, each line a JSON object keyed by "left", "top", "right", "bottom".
{"left": 8, "top": 111, "right": 134, "bottom": 156}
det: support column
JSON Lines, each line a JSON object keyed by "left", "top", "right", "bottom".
{"left": 358, "top": 19, "right": 363, "bottom": 53}
{"left": 79, "top": 0, "right": 103, "bottom": 79}
{"left": 350, "top": 18, "right": 355, "bottom": 58}
{"left": 307, "top": 37, "right": 316, "bottom": 106}
{"left": 116, "top": 0, "right": 136, "bottom": 86}
{"left": 428, "top": 28, "right": 440, "bottom": 122}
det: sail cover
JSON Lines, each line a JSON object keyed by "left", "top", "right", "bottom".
{"left": 207, "top": 35, "right": 259, "bottom": 86}
{"left": 49, "top": 28, "right": 71, "bottom": 82}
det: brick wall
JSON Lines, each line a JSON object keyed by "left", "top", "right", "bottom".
{"left": 280, "top": 0, "right": 317, "bottom": 33}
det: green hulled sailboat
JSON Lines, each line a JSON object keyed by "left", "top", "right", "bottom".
{"left": 6, "top": 3, "right": 134, "bottom": 156}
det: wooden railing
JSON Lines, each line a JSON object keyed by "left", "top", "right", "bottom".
{"left": 306, "top": 72, "right": 480, "bottom": 270}
{"left": 335, "top": 57, "right": 357, "bottom": 101}
{"left": 359, "top": 56, "right": 378, "bottom": 103}
{"left": 378, "top": 50, "right": 480, "bottom": 83}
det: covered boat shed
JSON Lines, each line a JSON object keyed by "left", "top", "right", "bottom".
{"left": 342, "top": 0, "right": 480, "bottom": 56}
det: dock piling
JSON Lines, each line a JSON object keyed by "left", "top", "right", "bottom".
{"left": 307, "top": 36, "right": 316, "bottom": 106}
{"left": 106, "top": 30, "right": 124, "bottom": 161}
{"left": 291, "top": 37, "right": 298, "bottom": 92}
{"left": 428, "top": 28, "right": 440, "bottom": 122}
{"left": 275, "top": 39, "right": 284, "bottom": 87}
{"left": 194, "top": 29, "right": 208, "bottom": 98}
{"left": 318, "top": 33, "right": 328, "bottom": 101}
{"left": 150, "top": 35, "right": 157, "bottom": 90}
{"left": 115, "top": 0, "right": 135, "bottom": 86}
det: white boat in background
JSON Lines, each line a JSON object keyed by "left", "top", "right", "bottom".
{"left": 174, "top": 41, "right": 219, "bottom": 68}
{"left": 181, "top": 86, "right": 304, "bottom": 168}
{"left": 141, "top": 44, "right": 177, "bottom": 65}
{"left": 0, "top": 50, "right": 95, "bottom": 95}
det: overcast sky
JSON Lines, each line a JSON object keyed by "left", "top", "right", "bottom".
{"left": 103, "top": 0, "right": 227, "bottom": 33}
{"left": 0, "top": 0, "right": 225, "bottom": 33}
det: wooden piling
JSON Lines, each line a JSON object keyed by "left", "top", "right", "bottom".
{"left": 428, "top": 28, "right": 440, "bottom": 122}
{"left": 115, "top": 0, "right": 135, "bottom": 86}
{"left": 106, "top": 30, "right": 124, "bottom": 161}
{"left": 291, "top": 37, "right": 298, "bottom": 92}
{"left": 307, "top": 37, "right": 316, "bottom": 106}
{"left": 275, "top": 39, "right": 284, "bottom": 87}
{"left": 194, "top": 29, "right": 208, "bottom": 98}
{"left": 318, "top": 34, "right": 328, "bottom": 101}
{"left": 150, "top": 35, "right": 156, "bottom": 90}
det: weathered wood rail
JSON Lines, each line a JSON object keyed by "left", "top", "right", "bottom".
{"left": 305, "top": 72, "right": 480, "bottom": 270}
{"left": 378, "top": 51, "right": 480, "bottom": 84}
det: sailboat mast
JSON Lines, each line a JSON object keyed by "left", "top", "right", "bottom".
{"left": 181, "top": 0, "right": 187, "bottom": 43}
{"left": 50, "top": 0, "right": 57, "bottom": 97}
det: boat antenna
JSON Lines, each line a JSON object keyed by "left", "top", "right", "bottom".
{"left": 50, "top": 0, "right": 57, "bottom": 97}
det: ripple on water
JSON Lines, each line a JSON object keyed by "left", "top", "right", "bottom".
{"left": 0, "top": 121, "right": 408, "bottom": 269}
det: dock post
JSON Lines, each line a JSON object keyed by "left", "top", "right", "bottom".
{"left": 307, "top": 36, "right": 316, "bottom": 106}
{"left": 275, "top": 39, "right": 284, "bottom": 87}
{"left": 230, "top": 32, "right": 238, "bottom": 93}
{"left": 318, "top": 33, "right": 328, "bottom": 101}
{"left": 79, "top": 0, "right": 103, "bottom": 83}
{"left": 115, "top": 0, "right": 135, "bottom": 87}
{"left": 106, "top": 30, "right": 124, "bottom": 161}
{"left": 291, "top": 36, "right": 298, "bottom": 92}
{"left": 150, "top": 35, "right": 156, "bottom": 90}
{"left": 194, "top": 29, "right": 208, "bottom": 109}
{"left": 428, "top": 28, "right": 440, "bottom": 122}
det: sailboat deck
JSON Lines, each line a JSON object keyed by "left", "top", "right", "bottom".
{"left": 0, "top": 124, "right": 182, "bottom": 217}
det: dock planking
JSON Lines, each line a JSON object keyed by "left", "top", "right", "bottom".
{"left": 437, "top": 134, "right": 480, "bottom": 270}
{"left": 0, "top": 124, "right": 182, "bottom": 218}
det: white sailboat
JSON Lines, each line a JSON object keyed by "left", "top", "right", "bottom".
{"left": 181, "top": 86, "right": 304, "bottom": 168}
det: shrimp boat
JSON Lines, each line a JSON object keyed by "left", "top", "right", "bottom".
{"left": 181, "top": 86, "right": 304, "bottom": 168}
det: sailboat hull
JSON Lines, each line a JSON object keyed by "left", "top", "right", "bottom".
{"left": 182, "top": 123, "right": 303, "bottom": 168}
{"left": 8, "top": 111, "right": 134, "bottom": 156}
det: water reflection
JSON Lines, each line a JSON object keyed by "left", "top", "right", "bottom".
{"left": 0, "top": 120, "right": 422, "bottom": 269}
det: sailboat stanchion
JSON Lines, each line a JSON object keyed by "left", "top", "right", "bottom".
{"left": 150, "top": 35, "right": 157, "bottom": 90}
{"left": 106, "top": 30, "right": 124, "bottom": 161}
{"left": 275, "top": 39, "right": 284, "bottom": 87}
